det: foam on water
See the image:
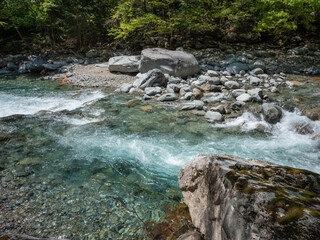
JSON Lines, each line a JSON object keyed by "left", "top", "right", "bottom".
{"left": 0, "top": 90, "right": 105, "bottom": 118}
{"left": 56, "top": 108, "right": 320, "bottom": 178}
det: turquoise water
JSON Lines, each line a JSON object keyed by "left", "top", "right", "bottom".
{"left": 0, "top": 75, "right": 319, "bottom": 239}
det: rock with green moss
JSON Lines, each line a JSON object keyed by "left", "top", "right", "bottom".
{"left": 178, "top": 153, "right": 320, "bottom": 240}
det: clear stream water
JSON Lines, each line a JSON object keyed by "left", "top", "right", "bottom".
{"left": 0, "top": 75, "right": 319, "bottom": 239}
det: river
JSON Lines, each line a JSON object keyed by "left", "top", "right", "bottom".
{"left": 0, "top": 75, "right": 319, "bottom": 239}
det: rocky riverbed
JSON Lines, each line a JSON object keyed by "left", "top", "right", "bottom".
{"left": 0, "top": 44, "right": 319, "bottom": 239}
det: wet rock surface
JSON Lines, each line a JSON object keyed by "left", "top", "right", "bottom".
{"left": 178, "top": 153, "right": 320, "bottom": 240}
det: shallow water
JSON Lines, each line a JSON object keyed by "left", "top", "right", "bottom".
{"left": 0, "top": 75, "right": 319, "bottom": 239}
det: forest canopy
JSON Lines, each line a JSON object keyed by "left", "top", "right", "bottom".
{"left": 0, "top": 0, "right": 319, "bottom": 51}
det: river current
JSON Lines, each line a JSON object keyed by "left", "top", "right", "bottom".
{"left": 0, "top": 75, "right": 319, "bottom": 239}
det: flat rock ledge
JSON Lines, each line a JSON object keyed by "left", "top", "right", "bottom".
{"left": 178, "top": 153, "right": 320, "bottom": 240}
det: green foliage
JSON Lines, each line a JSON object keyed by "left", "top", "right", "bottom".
{"left": 0, "top": 0, "right": 319, "bottom": 50}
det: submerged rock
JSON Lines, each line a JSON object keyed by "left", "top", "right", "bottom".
{"left": 178, "top": 153, "right": 320, "bottom": 240}
{"left": 139, "top": 48, "right": 200, "bottom": 78}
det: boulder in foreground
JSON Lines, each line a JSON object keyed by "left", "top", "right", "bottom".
{"left": 178, "top": 153, "right": 320, "bottom": 240}
{"left": 139, "top": 48, "right": 200, "bottom": 78}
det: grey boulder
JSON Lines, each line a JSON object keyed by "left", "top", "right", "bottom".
{"left": 119, "top": 83, "right": 133, "bottom": 93}
{"left": 139, "top": 48, "right": 200, "bottom": 78}
{"left": 178, "top": 153, "right": 320, "bottom": 240}
{"left": 42, "top": 63, "right": 61, "bottom": 71}
{"left": 262, "top": 103, "right": 283, "bottom": 124}
{"left": 224, "top": 81, "right": 240, "bottom": 89}
{"left": 232, "top": 89, "right": 246, "bottom": 98}
{"left": 181, "top": 100, "right": 204, "bottom": 110}
{"left": 109, "top": 55, "right": 140, "bottom": 73}
{"left": 250, "top": 68, "right": 264, "bottom": 75}
{"left": 236, "top": 93, "right": 252, "bottom": 102}
{"left": 249, "top": 76, "right": 262, "bottom": 86}
{"left": 133, "top": 69, "right": 168, "bottom": 89}
{"left": 250, "top": 60, "right": 266, "bottom": 71}
{"left": 204, "top": 111, "right": 224, "bottom": 122}
{"left": 145, "top": 87, "right": 162, "bottom": 96}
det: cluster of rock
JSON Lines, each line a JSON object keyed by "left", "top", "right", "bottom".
{"left": 0, "top": 49, "right": 121, "bottom": 75}
{"left": 178, "top": 153, "right": 320, "bottom": 240}
{"left": 114, "top": 48, "right": 290, "bottom": 125}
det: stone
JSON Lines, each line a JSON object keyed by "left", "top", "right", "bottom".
{"left": 181, "top": 100, "right": 204, "bottom": 110}
{"left": 270, "top": 86, "right": 278, "bottom": 93}
{"left": 133, "top": 69, "right": 168, "bottom": 89}
{"left": 202, "top": 84, "right": 221, "bottom": 92}
{"left": 108, "top": 55, "right": 140, "bottom": 73}
{"left": 0, "top": 59, "right": 7, "bottom": 68}
{"left": 119, "top": 83, "right": 133, "bottom": 93}
{"left": 167, "top": 84, "right": 181, "bottom": 93}
{"left": 302, "top": 107, "right": 320, "bottom": 121}
{"left": 0, "top": 68, "right": 11, "bottom": 74}
{"left": 247, "top": 88, "right": 263, "bottom": 102}
{"left": 220, "top": 77, "right": 229, "bottom": 85}
{"left": 224, "top": 81, "right": 240, "bottom": 89}
{"left": 247, "top": 88, "right": 263, "bottom": 98}
{"left": 236, "top": 93, "right": 252, "bottom": 102}
{"left": 193, "top": 88, "right": 203, "bottom": 100}
{"left": 225, "top": 31, "right": 261, "bottom": 43}
{"left": 232, "top": 89, "right": 246, "bottom": 98}
{"left": 262, "top": 103, "right": 283, "bottom": 124}
{"left": 181, "top": 92, "right": 193, "bottom": 100}
{"left": 249, "top": 76, "right": 262, "bottom": 86}
{"left": 95, "top": 64, "right": 108, "bottom": 68}
{"left": 250, "top": 60, "right": 266, "bottom": 71}
{"left": 250, "top": 68, "right": 264, "bottom": 75}
{"left": 204, "top": 111, "right": 224, "bottom": 123}
{"left": 178, "top": 153, "right": 320, "bottom": 240}
{"left": 199, "top": 75, "right": 220, "bottom": 85}
{"left": 24, "top": 56, "right": 47, "bottom": 72}
{"left": 145, "top": 87, "right": 162, "bottom": 96}
{"left": 226, "top": 62, "right": 249, "bottom": 75}
{"left": 207, "top": 70, "right": 219, "bottom": 77}
{"left": 178, "top": 232, "right": 203, "bottom": 240}
{"left": 210, "top": 105, "right": 226, "bottom": 114}
{"left": 231, "top": 101, "right": 245, "bottom": 110}
{"left": 139, "top": 48, "right": 200, "bottom": 77}
{"left": 86, "top": 49, "right": 100, "bottom": 58}
{"left": 157, "top": 93, "right": 178, "bottom": 102}
{"left": 42, "top": 63, "right": 61, "bottom": 71}
{"left": 7, "top": 62, "right": 18, "bottom": 71}
{"left": 142, "top": 94, "right": 152, "bottom": 100}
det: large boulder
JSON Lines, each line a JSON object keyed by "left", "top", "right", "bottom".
{"left": 108, "top": 55, "right": 140, "bottom": 73}
{"left": 262, "top": 103, "right": 283, "bottom": 124}
{"left": 133, "top": 69, "right": 168, "bottom": 89}
{"left": 19, "top": 56, "right": 47, "bottom": 73}
{"left": 178, "top": 153, "right": 320, "bottom": 240}
{"left": 139, "top": 48, "right": 200, "bottom": 78}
